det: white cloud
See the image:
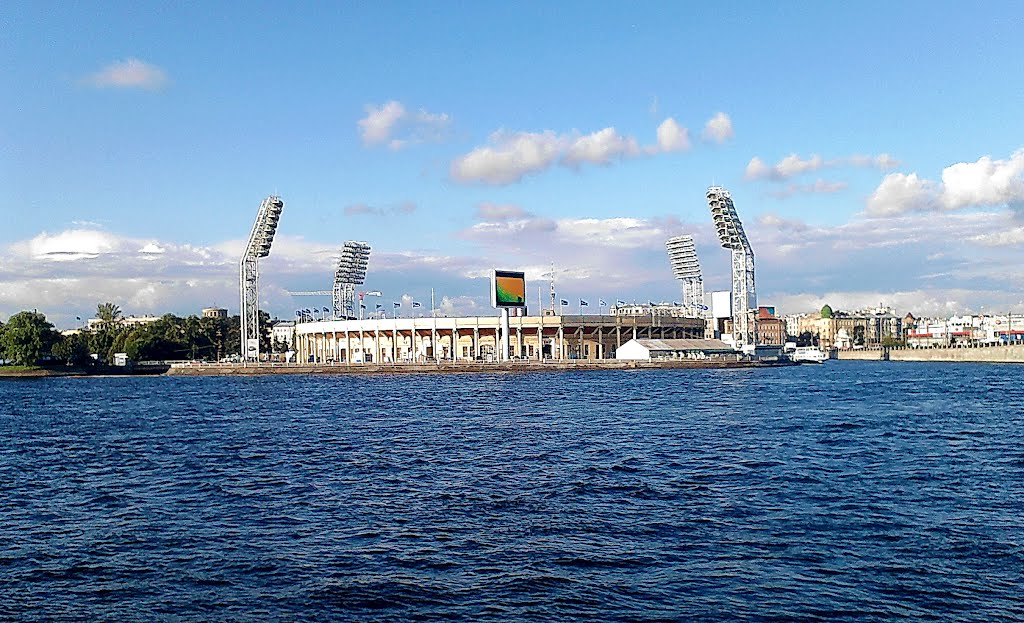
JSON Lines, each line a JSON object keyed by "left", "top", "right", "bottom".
{"left": 450, "top": 130, "right": 566, "bottom": 184}
{"left": 865, "top": 173, "right": 939, "bottom": 216}
{"left": 343, "top": 201, "right": 416, "bottom": 217}
{"left": 701, "top": 112, "right": 734, "bottom": 144}
{"left": 846, "top": 153, "right": 900, "bottom": 170}
{"left": 83, "top": 58, "right": 168, "bottom": 90}
{"left": 655, "top": 118, "right": 690, "bottom": 153}
{"left": 475, "top": 203, "right": 530, "bottom": 222}
{"left": 744, "top": 157, "right": 771, "bottom": 180}
{"left": 358, "top": 101, "right": 406, "bottom": 145}
{"left": 556, "top": 217, "right": 675, "bottom": 248}
{"left": 452, "top": 117, "right": 700, "bottom": 185}
{"left": 940, "top": 149, "right": 1024, "bottom": 210}
{"left": 357, "top": 100, "right": 451, "bottom": 149}
{"left": 17, "top": 229, "right": 123, "bottom": 261}
{"left": 767, "top": 179, "right": 848, "bottom": 199}
{"left": 865, "top": 149, "right": 1024, "bottom": 216}
{"left": 460, "top": 213, "right": 685, "bottom": 252}
{"left": 563, "top": 127, "right": 640, "bottom": 165}
{"left": 459, "top": 216, "right": 558, "bottom": 238}
{"left": 970, "top": 226, "right": 1024, "bottom": 247}
{"left": 758, "top": 213, "right": 808, "bottom": 232}
{"left": 745, "top": 154, "right": 823, "bottom": 180}
{"left": 747, "top": 152, "right": 901, "bottom": 182}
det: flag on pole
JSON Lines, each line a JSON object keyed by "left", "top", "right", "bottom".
{"left": 412, "top": 301, "right": 422, "bottom": 308}
{"left": 323, "top": 307, "right": 330, "bottom": 313}
{"left": 616, "top": 300, "right": 626, "bottom": 306}
{"left": 393, "top": 302, "right": 401, "bottom": 308}
{"left": 599, "top": 300, "right": 606, "bottom": 307}
{"left": 560, "top": 299, "right": 569, "bottom": 306}
{"left": 376, "top": 303, "right": 382, "bottom": 309}
{"left": 360, "top": 304, "right": 366, "bottom": 309}
{"left": 580, "top": 299, "right": 589, "bottom": 306}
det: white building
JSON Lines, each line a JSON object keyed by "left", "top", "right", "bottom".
{"left": 270, "top": 320, "right": 296, "bottom": 350}
{"left": 614, "top": 338, "right": 736, "bottom": 361}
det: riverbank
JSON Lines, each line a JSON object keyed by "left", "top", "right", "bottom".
{"left": 0, "top": 364, "right": 171, "bottom": 378}
{"left": 0, "top": 366, "right": 71, "bottom": 378}
{"left": 167, "top": 358, "right": 795, "bottom": 376}
{"left": 834, "top": 344, "right": 1024, "bottom": 363}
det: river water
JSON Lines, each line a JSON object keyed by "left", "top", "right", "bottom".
{"left": 1, "top": 362, "right": 1022, "bottom": 622}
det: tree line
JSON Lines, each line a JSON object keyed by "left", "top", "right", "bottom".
{"left": 0, "top": 303, "right": 286, "bottom": 367}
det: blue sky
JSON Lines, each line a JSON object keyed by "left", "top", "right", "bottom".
{"left": 3, "top": 2, "right": 1024, "bottom": 327}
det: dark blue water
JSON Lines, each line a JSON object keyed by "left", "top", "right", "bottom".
{"left": 1, "top": 362, "right": 1022, "bottom": 622}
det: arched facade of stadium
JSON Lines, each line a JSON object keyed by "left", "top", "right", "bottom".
{"left": 295, "top": 313, "right": 705, "bottom": 363}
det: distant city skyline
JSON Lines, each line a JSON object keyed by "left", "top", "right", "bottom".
{"left": 4, "top": 2, "right": 1024, "bottom": 328}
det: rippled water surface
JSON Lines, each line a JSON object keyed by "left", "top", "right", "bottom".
{"left": 2, "top": 362, "right": 1023, "bottom": 622}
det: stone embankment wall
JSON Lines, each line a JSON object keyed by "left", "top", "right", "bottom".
{"left": 833, "top": 349, "right": 885, "bottom": 361}
{"left": 835, "top": 345, "right": 1024, "bottom": 363}
{"left": 167, "top": 358, "right": 788, "bottom": 376}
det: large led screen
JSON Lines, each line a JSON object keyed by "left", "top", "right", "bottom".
{"left": 492, "top": 270, "right": 526, "bottom": 307}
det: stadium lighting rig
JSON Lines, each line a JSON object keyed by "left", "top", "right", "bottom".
{"left": 707, "top": 186, "right": 757, "bottom": 348}
{"left": 332, "top": 241, "right": 371, "bottom": 319}
{"left": 665, "top": 234, "right": 707, "bottom": 321}
{"left": 239, "top": 195, "right": 284, "bottom": 361}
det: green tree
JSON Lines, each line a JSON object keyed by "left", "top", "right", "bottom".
{"left": 52, "top": 333, "right": 91, "bottom": 366}
{"left": 222, "top": 315, "right": 241, "bottom": 358}
{"left": 259, "top": 310, "right": 273, "bottom": 355}
{"left": 0, "top": 318, "right": 6, "bottom": 361}
{"left": 96, "top": 302, "right": 122, "bottom": 323}
{"left": 0, "top": 311, "right": 59, "bottom": 366}
{"left": 87, "top": 326, "right": 120, "bottom": 364}
{"left": 821, "top": 304, "right": 833, "bottom": 319}
{"left": 124, "top": 333, "right": 179, "bottom": 361}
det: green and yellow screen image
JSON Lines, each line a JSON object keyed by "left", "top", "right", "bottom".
{"left": 495, "top": 273, "right": 526, "bottom": 306}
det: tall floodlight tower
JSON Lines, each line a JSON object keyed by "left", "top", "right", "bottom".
{"left": 665, "top": 235, "right": 706, "bottom": 317}
{"left": 240, "top": 195, "right": 284, "bottom": 361}
{"left": 332, "top": 241, "right": 371, "bottom": 319}
{"left": 707, "top": 186, "right": 756, "bottom": 348}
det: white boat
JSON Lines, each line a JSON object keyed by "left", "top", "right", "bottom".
{"left": 789, "top": 346, "right": 828, "bottom": 364}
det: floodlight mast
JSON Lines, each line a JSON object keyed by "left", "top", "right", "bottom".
{"left": 332, "top": 241, "right": 371, "bottom": 319}
{"left": 665, "top": 235, "right": 707, "bottom": 322}
{"left": 706, "top": 187, "right": 756, "bottom": 348}
{"left": 239, "top": 196, "right": 284, "bottom": 361}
